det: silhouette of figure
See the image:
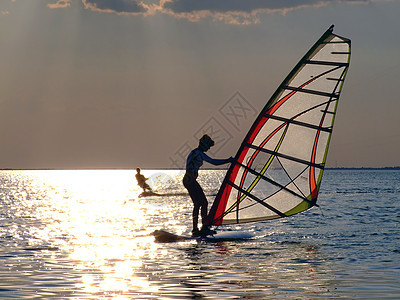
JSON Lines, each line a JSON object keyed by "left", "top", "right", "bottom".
{"left": 135, "top": 168, "right": 152, "bottom": 192}
{"left": 183, "top": 134, "right": 233, "bottom": 236}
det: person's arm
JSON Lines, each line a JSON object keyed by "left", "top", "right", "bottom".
{"left": 201, "top": 152, "right": 233, "bottom": 166}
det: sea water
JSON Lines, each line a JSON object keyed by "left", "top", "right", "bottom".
{"left": 0, "top": 169, "right": 399, "bottom": 299}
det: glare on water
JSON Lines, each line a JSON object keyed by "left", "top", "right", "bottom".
{"left": 1, "top": 170, "right": 191, "bottom": 297}
{"left": 1, "top": 169, "right": 399, "bottom": 299}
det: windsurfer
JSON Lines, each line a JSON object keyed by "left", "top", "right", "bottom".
{"left": 135, "top": 168, "right": 152, "bottom": 193}
{"left": 183, "top": 134, "right": 233, "bottom": 236}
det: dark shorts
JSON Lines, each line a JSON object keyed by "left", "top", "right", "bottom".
{"left": 183, "top": 173, "right": 207, "bottom": 207}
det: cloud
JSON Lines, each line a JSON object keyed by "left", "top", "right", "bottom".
{"left": 161, "top": 0, "right": 324, "bottom": 14}
{"left": 47, "top": 0, "right": 71, "bottom": 9}
{"left": 82, "top": 0, "right": 151, "bottom": 15}
{"left": 45, "top": 0, "right": 387, "bottom": 24}
{"left": 158, "top": 0, "right": 369, "bottom": 24}
{"left": 47, "top": 0, "right": 154, "bottom": 15}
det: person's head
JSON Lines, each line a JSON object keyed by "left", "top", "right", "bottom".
{"left": 198, "top": 134, "right": 215, "bottom": 152}
{"left": 136, "top": 168, "right": 141, "bottom": 173}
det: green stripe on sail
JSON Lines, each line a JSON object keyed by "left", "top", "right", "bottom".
{"left": 284, "top": 198, "right": 313, "bottom": 216}
{"left": 238, "top": 125, "right": 289, "bottom": 203}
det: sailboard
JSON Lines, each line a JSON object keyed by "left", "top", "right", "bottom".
{"left": 138, "top": 191, "right": 161, "bottom": 198}
{"left": 205, "top": 25, "right": 351, "bottom": 226}
{"left": 138, "top": 191, "right": 188, "bottom": 198}
{"left": 153, "top": 26, "right": 351, "bottom": 243}
{"left": 153, "top": 229, "right": 253, "bottom": 243}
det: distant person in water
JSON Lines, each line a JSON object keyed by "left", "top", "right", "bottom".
{"left": 183, "top": 134, "right": 234, "bottom": 236}
{"left": 135, "top": 168, "right": 152, "bottom": 193}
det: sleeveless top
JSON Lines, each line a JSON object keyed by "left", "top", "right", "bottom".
{"left": 185, "top": 148, "right": 230, "bottom": 179}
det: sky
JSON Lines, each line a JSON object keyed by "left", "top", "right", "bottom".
{"left": 0, "top": 0, "right": 399, "bottom": 169}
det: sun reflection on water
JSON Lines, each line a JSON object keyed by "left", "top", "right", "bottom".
{"left": 2, "top": 170, "right": 398, "bottom": 298}
{"left": 21, "top": 170, "right": 186, "bottom": 297}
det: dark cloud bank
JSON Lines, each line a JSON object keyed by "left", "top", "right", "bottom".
{"left": 48, "top": 0, "right": 374, "bottom": 24}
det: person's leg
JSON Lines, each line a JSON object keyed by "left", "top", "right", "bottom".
{"left": 144, "top": 183, "right": 152, "bottom": 192}
{"left": 198, "top": 190, "right": 208, "bottom": 226}
{"left": 190, "top": 182, "right": 210, "bottom": 235}
{"left": 194, "top": 187, "right": 216, "bottom": 236}
{"left": 192, "top": 204, "right": 200, "bottom": 233}
{"left": 183, "top": 175, "right": 203, "bottom": 233}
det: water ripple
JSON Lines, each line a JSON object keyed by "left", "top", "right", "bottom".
{"left": 0, "top": 170, "right": 399, "bottom": 298}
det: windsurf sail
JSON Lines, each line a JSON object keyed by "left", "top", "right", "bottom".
{"left": 206, "top": 25, "right": 351, "bottom": 226}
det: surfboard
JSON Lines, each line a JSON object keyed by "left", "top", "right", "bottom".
{"left": 138, "top": 191, "right": 189, "bottom": 198}
{"left": 152, "top": 229, "right": 253, "bottom": 243}
{"left": 138, "top": 191, "right": 161, "bottom": 198}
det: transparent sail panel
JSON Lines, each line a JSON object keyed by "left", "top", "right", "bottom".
{"left": 207, "top": 26, "right": 351, "bottom": 226}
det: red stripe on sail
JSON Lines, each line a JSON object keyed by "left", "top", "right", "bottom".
{"left": 310, "top": 107, "right": 328, "bottom": 200}
{"left": 209, "top": 155, "right": 244, "bottom": 225}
